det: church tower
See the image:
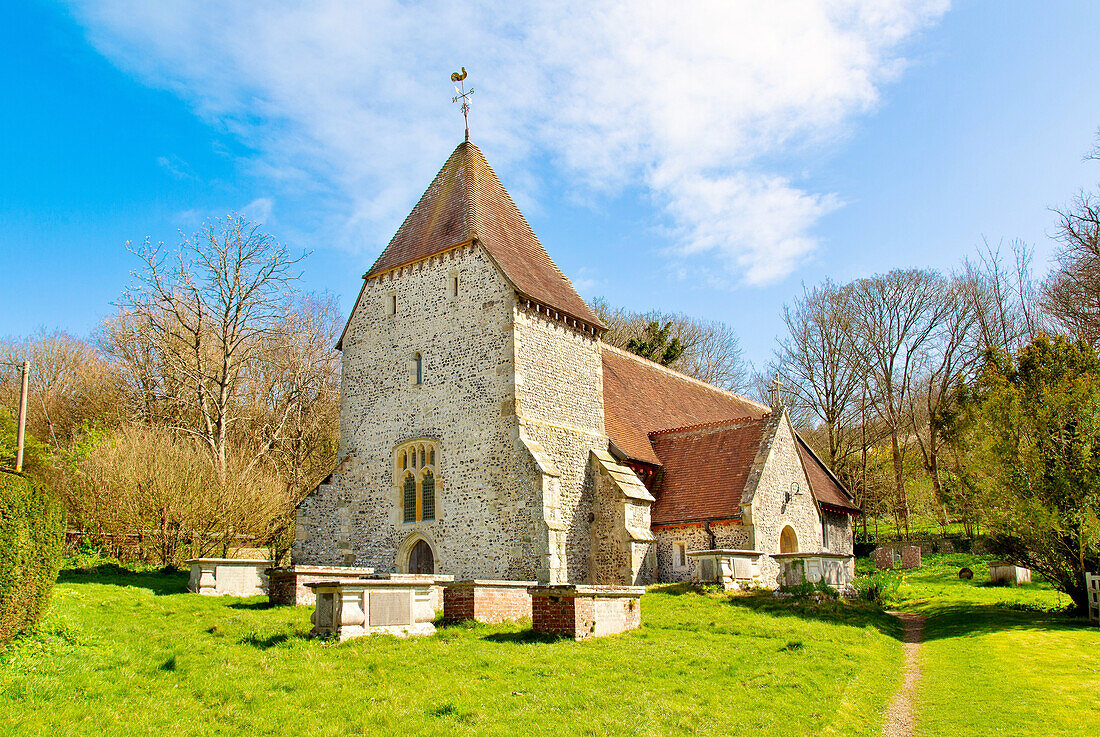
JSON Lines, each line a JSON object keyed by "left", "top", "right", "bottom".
{"left": 294, "top": 140, "right": 647, "bottom": 584}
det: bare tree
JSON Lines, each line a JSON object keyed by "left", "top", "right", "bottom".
{"left": 0, "top": 331, "right": 120, "bottom": 448}
{"left": 121, "top": 217, "right": 306, "bottom": 485}
{"left": 906, "top": 274, "right": 981, "bottom": 507}
{"left": 1043, "top": 193, "right": 1100, "bottom": 345}
{"left": 844, "top": 270, "right": 950, "bottom": 538}
{"left": 590, "top": 298, "right": 747, "bottom": 391}
{"left": 775, "top": 281, "right": 861, "bottom": 468}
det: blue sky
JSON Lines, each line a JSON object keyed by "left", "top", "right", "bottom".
{"left": 3, "top": 1, "right": 1100, "bottom": 371}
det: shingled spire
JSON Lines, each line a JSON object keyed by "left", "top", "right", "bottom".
{"left": 363, "top": 141, "right": 604, "bottom": 331}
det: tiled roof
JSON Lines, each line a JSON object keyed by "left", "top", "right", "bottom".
{"left": 364, "top": 141, "right": 602, "bottom": 329}
{"left": 601, "top": 345, "right": 770, "bottom": 465}
{"left": 649, "top": 419, "right": 771, "bottom": 525}
{"left": 795, "top": 435, "right": 861, "bottom": 514}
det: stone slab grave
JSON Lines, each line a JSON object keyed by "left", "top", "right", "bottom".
{"left": 989, "top": 561, "right": 1032, "bottom": 586}
{"left": 1086, "top": 573, "right": 1100, "bottom": 624}
{"left": 901, "top": 546, "right": 922, "bottom": 569}
{"left": 443, "top": 580, "right": 536, "bottom": 624}
{"left": 267, "top": 565, "right": 376, "bottom": 606}
{"left": 529, "top": 585, "right": 644, "bottom": 640}
{"left": 687, "top": 549, "right": 763, "bottom": 590}
{"left": 873, "top": 547, "right": 894, "bottom": 570}
{"left": 306, "top": 579, "right": 436, "bottom": 639}
{"left": 186, "top": 558, "right": 272, "bottom": 597}
{"left": 772, "top": 552, "right": 855, "bottom": 587}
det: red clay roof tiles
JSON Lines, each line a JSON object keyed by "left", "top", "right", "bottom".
{"left": 364, "top": 141, "right": 602, "bottom": 329}
{"left": 601, "top": 345, "right": 769, "bottom": 465}
{"left": 796, "top": 435, "right": 860, "bottom": 514}
{"left": 649, "top": 419, "right": 770, "bottom": 525}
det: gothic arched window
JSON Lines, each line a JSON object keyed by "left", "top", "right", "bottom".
{"left": 421, "top": 470, "right": 435, "bottom": 521}
{"left": 402, "top": 473, "right": 416, "bottom": 523}
{"left": 395, "top": 440, "right": 439, "bottom": 523}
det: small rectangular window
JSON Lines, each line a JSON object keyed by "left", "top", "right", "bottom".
{"left": 675, "top": 542, "right": 687, "bottom": 568}
{"left": 822, "top": 518, "right": 830, "bottom": 548}
{"left": 387, "top": 293, "right": 397, "bottom": 316}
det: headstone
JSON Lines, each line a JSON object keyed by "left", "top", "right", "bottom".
{"left": 873, "top": 547, "right": 894, "bottom": 570}
{"left": 901, "top": 546, "right": 921, "bottom": 569}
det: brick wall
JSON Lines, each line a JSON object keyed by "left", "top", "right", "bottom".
{"left": 443, "top": 582, "right": 533, "bottom": 623}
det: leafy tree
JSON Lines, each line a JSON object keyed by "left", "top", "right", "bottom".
{"left": 625, "top": 321, "right": 684, "bottom": 366}
{"left": 972, "top": 333, "right": 1100, "bottom": 613}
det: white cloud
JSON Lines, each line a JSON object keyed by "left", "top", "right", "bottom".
{"left": 241, "top": 197, "right": 274, "bottom": 224}
{"left": 66, "top": 0, "right": 948, "bottom": 285}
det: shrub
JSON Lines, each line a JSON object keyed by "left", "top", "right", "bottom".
{"left": 0, "top": 470, "right": 65, "bottom": 644}
{"left": 851, "top": 570, "right": 901, "bottom": 605}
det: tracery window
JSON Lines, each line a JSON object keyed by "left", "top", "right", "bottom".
{"left": 395, "top": 440, "right": 439, "bottom": 523}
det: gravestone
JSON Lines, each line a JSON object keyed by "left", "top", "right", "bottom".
{"left": 873, "top": 547, "right": 894, "bottom": 570}
{"left": 901, "top": 546, "right": 921, "bottom": 569}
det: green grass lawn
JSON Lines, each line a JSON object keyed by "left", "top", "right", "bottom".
{"left": 886, "top": 554, "right": 1098, "bottom": 737}
{"left": 0, "top": 565, "right": 903, "bottom": 737}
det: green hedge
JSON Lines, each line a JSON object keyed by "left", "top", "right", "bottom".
{"left": 0, "top": 470, "right": 64, "bottom": 645}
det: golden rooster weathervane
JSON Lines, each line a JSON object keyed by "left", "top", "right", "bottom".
{"left": 451, "top": 67, "right": 475, "bottom": 142}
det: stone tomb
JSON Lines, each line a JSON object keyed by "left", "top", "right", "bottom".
{"left": 1086, "top": 573, "right": 1099, "bottom": 624}
{"left": 443, "top": 580, "right": 536, "bottom": 624}
{"left": 989, "top": 561, "right": 1032, "bottom": 586}
{"left": 267, "top": 565, "right": 376, "bottom": 606}
{"left": 772, "top": 552, "right": 855, "bottom": 588}
{"left": 306, "top": 579, "right": 436, "bottom": 639}
{"left": 686, "top": 549, "right": 763, "bottom": 590}
{"left": 529, "top": 585, "right": 644, "bottom": 640}
{"left": 186, "top": 558, "right": 271, "bottom": 597}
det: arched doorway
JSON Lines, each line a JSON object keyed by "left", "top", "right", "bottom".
{"left": 780, "top": 526, "right": 798, "bottom": 554}
{"left": 408, "top": 539, "right": 434, "bottom": 574}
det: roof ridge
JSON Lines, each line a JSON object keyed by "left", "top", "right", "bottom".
{"left": 461, "top": 143, "right": 571, "bottom": 283}
{"left": 649, "top": 416, "right": 769, "bottom": 438}
{"left": 601, "top": 343, "right": 771, "bottom": 411}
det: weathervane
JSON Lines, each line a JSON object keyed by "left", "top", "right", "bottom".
{"left": 451, "top": 67, "right": 475, "bottom": 141}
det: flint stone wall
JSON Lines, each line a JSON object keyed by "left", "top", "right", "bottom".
{"left": 653, "top": 523, "right": 750, "bottom": 583}
{"left": 294, "top": 246, "right": 545, "bottom": 580}
{"left": 745, "top": 417, "right": 839, "bottom": 586}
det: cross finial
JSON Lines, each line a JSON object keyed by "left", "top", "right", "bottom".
{"left": 773, "top": 374, "right": 783, "bottom": 408}
{"left": 450, "top": 67, "right": 475, "bottom": 142}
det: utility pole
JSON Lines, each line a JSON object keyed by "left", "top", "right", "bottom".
{"left": 15, "top": 360, "right": 28, "bottom": 473}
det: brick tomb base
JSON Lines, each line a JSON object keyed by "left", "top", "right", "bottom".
{"left": 529, "top": 585, "right": 644, "bottom": 640}
{"left": 443, "top": 580, "right": 536, "bottom": 624}
{"left": 267, "top": 566, "right": 376, "bottom": 606}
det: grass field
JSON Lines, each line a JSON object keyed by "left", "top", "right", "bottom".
{"left": 885, "top": 554, "right": 1098, "bottom": 737}
{"left": 0, "top": 565, "right": 902, "bottom": 737}
{"left": 1, "top": 556, "right": 1095, "bottom": 736}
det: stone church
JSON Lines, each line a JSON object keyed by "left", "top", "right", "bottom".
{"left": 294, "top": 139, "right": 859, "bottom": 587}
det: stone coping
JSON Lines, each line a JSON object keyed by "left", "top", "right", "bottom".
{"left": 304, "top": 578, "right": 436, "bottom": 590}
{"left": 771, "top": 552, "right": 853, "bottom": 560}
{"left": 185, "top": 558, "right": 272, "bottom": 565}
{"left": 686, "top": 549, "right": 763, "bottom": 557}
{"left": 446, "top": 579, "right": 538, "bottom": 588}
{"left": 527, "top": 585, "right": 645, "bottom": 597}
{"left": 267, "top": 565, "right": 375, "bottom": 574}
{"left": 362, "top": 573, "right": 454, "bottom": 582}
